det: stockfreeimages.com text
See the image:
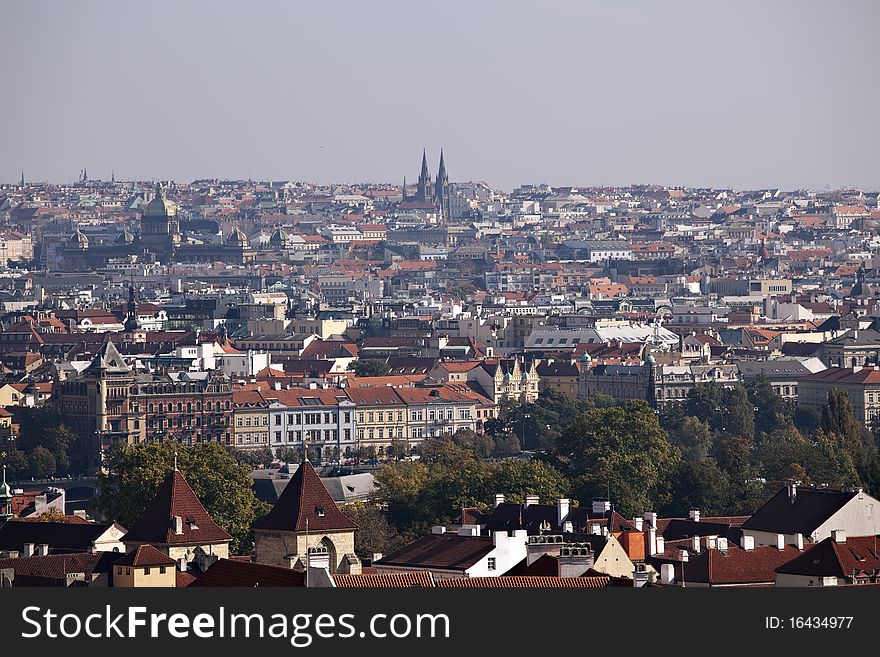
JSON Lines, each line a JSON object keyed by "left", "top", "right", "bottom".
{"left": 21, "top": 606, "right": 450, "bottom": 647}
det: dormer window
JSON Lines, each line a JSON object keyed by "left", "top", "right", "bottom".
{"left": 315, "top": 506, "right": 325, "bottom": 517}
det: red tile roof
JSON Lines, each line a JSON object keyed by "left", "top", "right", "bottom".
{"left": 333, "top": 571, "right": 436, "bottom": 588}
{"left": 113, "top": 544, "right": 177, "bottom": 567}
{"left": 435, "top": 575, "right": 609, "bottom": 588}
{"left": 252, "top": 460, "right": 356, "bottom": 533}
{"left": 189, "top": 558, "right": 305, "bottom": 587}
{"left": 122, "top": 470, "right": 232, "bottom": 546}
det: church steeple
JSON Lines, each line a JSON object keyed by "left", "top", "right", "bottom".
{"left": 416, "top": 148, "right": 432, "bottom": 202}
{"left": 0, "top": 465, "right": 13, "bottom": 522}
{"left": 19, "top": 170, "right": 24, "bottom": 187}
{"left": 435, "top": 149, "right": 448, "bottom": 210}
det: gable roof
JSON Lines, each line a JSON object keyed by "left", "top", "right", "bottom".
{"left": 0, "top": 519, "right": 114, "bottom": 553}
{"left": 741, "top": 486, "right": 859, "bottom": 535}
{"left": 189, "top": 558, "right": 305, "bottom": 587}
{"left": 122, "top": 470, "right": 232, "bottom": 545}
{"left": 376, "top": 533, "right": 494, "bottom": 572}
{"left": 113, "top": 544, "right": 177, "bottom": 567}
{"left": 251, "top": 460, "right": 356, "bottom": 533}
{"left": 775, "top": 535, "right": 880, "bottom": 578}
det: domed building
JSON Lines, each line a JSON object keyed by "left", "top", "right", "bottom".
{"left": 268, "top": 226, "right": 290, "bottom": 247}
{"left": 115, "top": 227, "right": 135, "bottom": 245}
{"left": 69, "top": 228, "right": 89, "bottom": 250}
{"left": 226, "top": 226, "right": 249, "bottom": 247}
{"left": 140, "top": 182, "right": 180, "bottom": 262}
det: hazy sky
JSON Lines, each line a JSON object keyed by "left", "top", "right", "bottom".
{"left": 2, "top": 0, "right": 878, "bottom": 191}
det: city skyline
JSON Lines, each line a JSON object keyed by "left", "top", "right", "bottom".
{"left": 2, "top": 0, "right": 879, "bottom": 190}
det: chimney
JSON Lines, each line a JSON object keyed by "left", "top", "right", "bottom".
{"left": 590, "top": 524, "right": 602, "bottom": 535}
{"left": 691, "top": 536, "right": 701, "bottom": 553}
{"left": 646, "top": 528, "right": 657, "bottom": 556}
{"left": 493, "top": 493, "right": 505, "bottom": 508}
{"left": 741, "top": 535, "right": 755, "bottom": 551}
{"left": 632, "top": 517, "right": 644, "bottom": 532}
{"left": 660, "top": 563, "right": 675, "bottom": 585}
{"left": 562, "top": 520, "right": 573, "bottom": 533}
{"left": 795, "top": 533, "right": 804, "bottom": 550}
{"left": 458, "top": 525, "right": 481, "bottom": 537}
{"left": 643, "top": 511, "right": 657, "bottom": 529}
{"left": 526, "top": 534, "right": 564, "bottom": 566}
{"left": 524, "top": 494, "right": 540, "bottom": 508}
{"left": 787, "top": 481, "right": 798, "bottom": 504}
{"left": 23, "top": 543, "right": 34, "bottom": 557}
{"left": 36, "top": 544, "right": 49, "bottom": 557}
{"left": 431, "top": 525, "right": 446, "bottom": 535}
{"left": 832, "top": 529, "right": 846, "bottom": 544}
{"left": 688, "top": 509, "right": 700, "bottom": 522}
{"left": 776, "top": 533, "right": 786, "bottom": 550}
{"left": 716, "top": 537, "right": 728, "bottom": 551}
{"left": 557, "top": 498, "right": 570, "bottom": 526}
{"left": 557, "top": 544, "right": 593, "bottom": 578}
{"left": 592, "top": 499, "right": 611, "bottom": 514}
{"left": 174, "top": 516, "right": 183, "bottom": 535}
{"left": 703, "top": 535, "right": 718, "bottom": 550}
{"left": 655, "top": 536, "right": 665, "bottom": 554}
{"left": 632, "top": 562, "right": 650, "bottom": 587}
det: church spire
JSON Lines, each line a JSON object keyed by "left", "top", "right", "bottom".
{"left": 19, "top": 170, "right": 24, "bottom": 187}
{"left": 417, "top": 148, "right": 432, "bottom": 203}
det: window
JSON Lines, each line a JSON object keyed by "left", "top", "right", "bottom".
{"left": 145, "top": 567, "right": 151, "bottom": 575}
{"left": 160, "top": 566, "right": 166, "bottom": 574}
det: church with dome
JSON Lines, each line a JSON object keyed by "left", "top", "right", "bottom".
{"left": 59, "top": 183, "right": 256, "bottom": 270}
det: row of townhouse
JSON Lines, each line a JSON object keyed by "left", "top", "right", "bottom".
{"left": 230, "top": 383, "right": 497, "bottom": 458}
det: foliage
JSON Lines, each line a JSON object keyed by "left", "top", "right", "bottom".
{"left": 669, "top": 416, "right": 713, "bottom": 462}
{"left": 686, "top": 382, "right": 754, "bottom": 439}
{"left": 553, "top": 400, "right": 679, "bottom": 517}
{"left": 28, "top": 446, "right": 56, "bottom": 479}
{"left": 34, "top": 508, "right": 67, "bottom": 522}
{"left": 231, "top": 447, "right": 275, "bottom": 468}
{"left": 347, "top": 359, "right": 391, "bottom": 377}
{"left": 14, "top": 407, "right": 75, "bottom": 475}
{"left": 375, "top": 439, "right": 570, "bottom": 533}
{"left": 341, "top": 502, "right": 405, "bottom": 560}
{"left": 663, "top": 459, "right": 733, "bottom": 517}
{"left": 96, "top": 442, "right": 270, "bottom": 555}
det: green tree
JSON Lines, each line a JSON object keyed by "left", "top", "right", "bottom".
{"left": 232, "top": 447, "right": 275, "bottom": 468}
{"left": 669, "top": 416, "right": 713, "bottom": 462}
{"left": 746, "top": 375, "right": 791, "bottom": 436}
{"left": 96, "top": 442, "right": 270, "bottom": 555}
{"left": 6, "top": 449, "right": 29, "bottom": 480}
{"left": 490, "top": 460, "right": 570, "bottom": 505}
{"left": 342, "top": 502, "right": 405, "bottom": 560}
{"left": 347, "top": 359, "right": 391, "bottom": 377}
{"left": 664, "top": 459, "right": 733, "bottom": 517}
{"left": 721, "top": 384, "right": 755, "bottom": 439}
{"left": 685, "top": 382, "right": 724, "bottom": 429}
{"left": 451, "top": 428, "right": 494, "bottom": 459}
{"left": 28, "top": 446, "right": 56, "bottom": 479}
{"left": 554, "top": 400, "right": 679, "bottom": 517}
{"left": 756, "top": 422, "right": 813, "bottom": 484}
{"left": 15, "top": 408, "right": 75, "bottom": 475}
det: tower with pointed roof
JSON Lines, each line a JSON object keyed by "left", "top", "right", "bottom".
{"left": 123, "top": 284, "right": 142, "bottom": 332}
{"left": 0, "top": 465, "right": 13, "bottom": 523}
{"left": 415, "top": 148, "right": 432, "bottom": 203}
{"left": 435, "top": 149, "right": 449, "bottom": 217}
{"left": 122, "top": 466, "right": 232, "bottom": 570}
{"left": 252, "top": 459, "right": 360, "bottom": 574}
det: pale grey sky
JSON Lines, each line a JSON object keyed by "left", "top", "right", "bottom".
{"left": 1, "top": 0, "right": 878, "bottom": 191}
